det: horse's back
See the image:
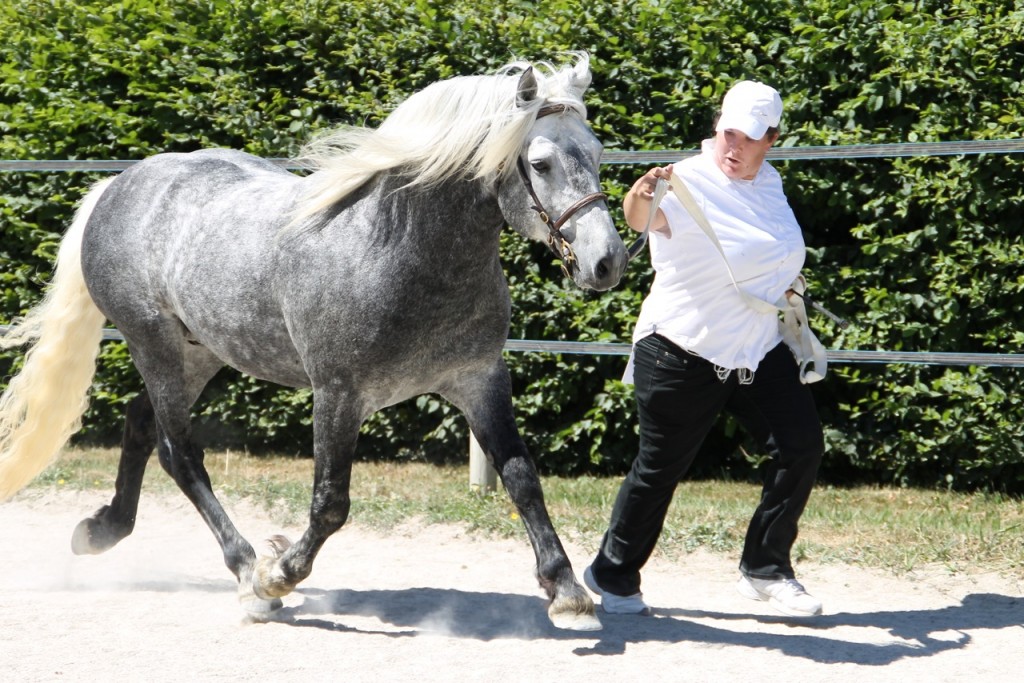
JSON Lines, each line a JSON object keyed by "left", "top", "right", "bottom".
{"left": 81, "top": 149, "right": 310, "bottom": 385}
{"left": 78, "top": 147, "right": 513, "bottom": 401}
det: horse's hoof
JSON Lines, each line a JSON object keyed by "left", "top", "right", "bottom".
{"left": 71, "top": 517, "right": 124, "bottom": 555}
{"left": 548, "top": 591, "right": 603, "bottom": 631}
{"left": 70, "top": 506, "right": 132, "bottom": 555}
{"left": 71, "top": 518, "right": 101, "bottom": 555}
{"left": 251, "top": 534, "right": 294, "bottom": 601}
{"left": 238, "top": 581, "right": 283, "bottom": 617}
{"left": 549, "top": 609, "right": 603, "bottom": 631}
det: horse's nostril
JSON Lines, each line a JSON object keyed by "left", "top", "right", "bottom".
{"left": 596, "top": 259, "right": 609, "bottom": 280}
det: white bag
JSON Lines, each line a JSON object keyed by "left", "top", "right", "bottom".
{"left": 777, "top": 274, "right": 827, "bottom": 383}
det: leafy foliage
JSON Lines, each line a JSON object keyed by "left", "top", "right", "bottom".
{"left": 1, "top": 0, "right": 1022, "bottom": 490}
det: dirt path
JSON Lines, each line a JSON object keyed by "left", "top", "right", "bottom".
{"left": 2, "top": 490, "right": 1022, "bottom": 682}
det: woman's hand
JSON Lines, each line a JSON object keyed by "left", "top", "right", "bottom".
{"left": 639, "top": 164, "right": 674, "bottom": 198}
{"left": 624, "top": 164, "right": 674, "bottom": 236}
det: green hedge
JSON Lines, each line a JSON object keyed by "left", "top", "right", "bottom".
{"left": 2, "top": 0, "right": 1022, "bottom": 490}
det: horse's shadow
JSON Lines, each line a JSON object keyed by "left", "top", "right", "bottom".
{"left": 277, "top": 586, "right": 558, "bottom": 640}
{"left": 275, "top": 586, "right": 1022, "bottom": 666}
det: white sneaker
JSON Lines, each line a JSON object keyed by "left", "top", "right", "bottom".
{"left": 737, "top": 575, "right": 823, "bottom": 617}
{"left": 583, "top": 565, "right": 651, "bottom": 615}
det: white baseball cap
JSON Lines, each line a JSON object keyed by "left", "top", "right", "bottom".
{"left": 715, "top": 80, "right": 783, "bottom": 140}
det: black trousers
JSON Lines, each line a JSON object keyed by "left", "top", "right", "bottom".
{"left": 591, "top": 334, "right": 824, "bottom": 596}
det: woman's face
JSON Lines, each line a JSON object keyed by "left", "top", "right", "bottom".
{"left": 713, "top": 128, "right": 778, "bottom": 180}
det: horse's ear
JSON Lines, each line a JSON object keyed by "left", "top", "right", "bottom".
{"left": 516, "top": 67, "right": 538, "bottom": 108}
{"left": 569, "top": 56, "right": 592, "bottom": 98}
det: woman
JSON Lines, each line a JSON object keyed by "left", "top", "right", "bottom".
{"left": 584, "top": 80, "right": 825, "bottom": 618}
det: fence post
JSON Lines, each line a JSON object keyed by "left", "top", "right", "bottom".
{"left": 469, "top": 431, "right": 497, "bottom": 492}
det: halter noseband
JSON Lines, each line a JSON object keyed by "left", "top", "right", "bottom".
{"left": 517, "top": 104, "right": 608, "bottom": 278}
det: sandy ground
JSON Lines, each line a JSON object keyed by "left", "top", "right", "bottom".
{"left": 2, "top": 489, "right": 1022, "bottom": 683}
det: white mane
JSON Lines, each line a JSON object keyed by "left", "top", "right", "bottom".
{"left": 290, "top": 53, "right": 592, "bottom": 223}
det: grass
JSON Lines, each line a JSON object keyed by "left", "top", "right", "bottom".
{"left": 27, "top": 446, "right": 1024, "bottom": 579}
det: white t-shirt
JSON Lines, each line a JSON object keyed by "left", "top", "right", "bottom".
{"left": 632, "top": 138, "right": 805, "bottom": 374}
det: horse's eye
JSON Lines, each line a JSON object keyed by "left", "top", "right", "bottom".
{"left": 530, "top": 160, "right": 550, "bottom": 174}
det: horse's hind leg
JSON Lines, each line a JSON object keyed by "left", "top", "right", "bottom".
{"left": 107, "top": 330, "right": 275, "bottom": 612}
{"left": 71, "top": 390, "right": 157, "bottom": 554}
{"left": 445, "top": 362, "right": 601, "bottom": 631}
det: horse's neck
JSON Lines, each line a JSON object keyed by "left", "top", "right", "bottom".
{"left": 373, "top": 175, "right": 504, "bottom": 245}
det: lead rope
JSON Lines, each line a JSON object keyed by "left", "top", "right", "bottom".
{"left": 626, "top": 177, "right": 668, "bottom": 261}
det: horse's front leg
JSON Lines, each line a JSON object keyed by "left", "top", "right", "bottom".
{"left": 448, "top": 363, "right": 601, "bottom": 631}
{"left": 251, "top": 388, "right": 359, "bottom": 601}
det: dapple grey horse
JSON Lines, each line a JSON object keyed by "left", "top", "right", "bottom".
{"left": 0, "top": 55, "right": 625, "bottom": 630}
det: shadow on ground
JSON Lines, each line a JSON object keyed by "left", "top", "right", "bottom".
{"left": 273, "top": 585, "right": 1023, "bottom": 666}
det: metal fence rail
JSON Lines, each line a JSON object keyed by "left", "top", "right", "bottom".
{"left": 605, "top": 138, "right": 1024, "bottom": 164}
{"left": 1, "top": 325, "right": 1021, "bottom": 368}
{"left": 1, "top": 139, "right": 1022, "bottom": 173}
{"left": 503, "top": 339, "right": 1024, "bottom": 367}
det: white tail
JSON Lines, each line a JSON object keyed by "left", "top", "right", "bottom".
{"left": 0, "top": 178, "right": 114, "bottom": 501}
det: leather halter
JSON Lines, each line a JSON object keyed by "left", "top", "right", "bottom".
{"left": 516, "top": 104, "right": 608, "bottom": 278}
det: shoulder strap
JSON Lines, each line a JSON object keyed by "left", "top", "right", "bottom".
{"left": 666, "top": 175, "right": 780, "bottom": 314}
{"left": 660, "top": 174, "right": 828, "bottom": 383}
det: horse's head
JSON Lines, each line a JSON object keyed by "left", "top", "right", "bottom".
{"left": 498, "top": 67, "right": 627, "bottom": 292}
